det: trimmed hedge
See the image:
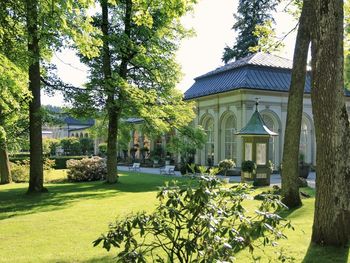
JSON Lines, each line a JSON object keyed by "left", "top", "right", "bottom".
{"left": 9, "top": 157, "right": 29, "bottom": 163}
{"left": 10, "top": 152, "right": 30, "bottom": 158}
{"left": 51, "top": 156, "right": 87, "bottom": 169}
{"left": 9, "top": 155, "right": 87, "bottom": 169}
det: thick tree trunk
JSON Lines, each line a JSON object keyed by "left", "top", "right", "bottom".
{"left": 26, "top": 0, "right": 45, "bottom": 193}
{"left": 281, "top": 0, "right": 311, "bottom": 208}
{"left": 101, "top": 0, "right": 118, "bottom": 183}
{"left": 106, "top": 107, "right": 119, "bottom": 183}
{"left": 0, "top": 138, "right": 12, "bottom": 184}
{"left": 310, "top": 0, "right": 350, "bottom": 246}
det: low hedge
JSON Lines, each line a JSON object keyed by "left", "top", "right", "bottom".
{"left": 9, "top": 156, "right": 29, "bottom": 163}
{"left": 51, "top": 156, "right": 87, "bottom": 169}
{"left": 9, "top": 155, "right": 87, "bottom": 169}
{"left": 10, "top": 152, "right": 30, "bottom": 158}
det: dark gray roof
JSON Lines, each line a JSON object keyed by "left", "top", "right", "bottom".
{"left": 184, "top": 52, "right": 310, "bottom": 100}
{"left": 64, "top": 117, "right": 95, "bottom": 126}
{"left": 124, "top": 118, "right": 144, "bottom": 124}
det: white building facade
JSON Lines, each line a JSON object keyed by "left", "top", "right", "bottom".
{"left": 184, "top": 53, "right": 348, "bottom": 167}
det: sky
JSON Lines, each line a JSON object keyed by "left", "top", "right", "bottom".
{"left": 42, "top": 0, "right": 297, "bottom": 106}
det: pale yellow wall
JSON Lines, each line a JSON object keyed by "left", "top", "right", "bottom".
{"left": 191, "top": 89, "right": 321, "bottom": 167}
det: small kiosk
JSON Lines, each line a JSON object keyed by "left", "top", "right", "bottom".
{"left": 236, "top": 101, "right": 278, "bottom": 186}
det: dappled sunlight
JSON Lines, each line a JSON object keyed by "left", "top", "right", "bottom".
{"left": 0, "top": 172, "right": 186, "bottom": 221}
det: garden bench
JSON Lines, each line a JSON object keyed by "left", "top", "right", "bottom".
{"left": 160, "top": 165, "right": 176, "bottom": 175}
{"left": 128, "top": 163, "right": 141, "bottom": 172}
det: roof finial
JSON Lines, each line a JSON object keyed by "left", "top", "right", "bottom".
{"left": 255, "top": 98, "right": 260, "bottom": 111}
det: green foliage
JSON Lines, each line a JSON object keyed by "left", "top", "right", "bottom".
{"left": 0, "top": 54, "right": 30, "bottom": 151}
{"left": 43, "top": 138, "right": 61, "bottom": 156}
{"left": 60, "top": 137, "right": 82, "bottom": 155}
{"left": 168, "top": 125, "right": 207, "bottom": 168}
{"left": 98, "top": 143, "right": 108, "bottom": 156}
{"left": 10, "top": 160, "right": 30, "bottom": 183}
{"left": 249, "top": 20, "right": 284, "bottom": 54}
{"left": 69, "top": 0, "right": 197, "bottom": 137}
{"left": 219, "top": 159, "right": 236, "bottom": 176}
{"left": 241, "top": 160, "right": 257, "bottom": 173}
{"left": 67, "top": 157, "right": 107, "bottom": 182}
{"left": 10, "top": 158, "right": 54, "bottom": 183}
{"left": 80, "top": 137, "right": 94, "bottom": 155}
{"left": 223, "top": 0, "right": 279, "bottom": 63}
{"left": 94, "top": 175, "right": 291, "bottom": 262}
{"left": 51, "top": 156, "right": 86, "bottom": 169}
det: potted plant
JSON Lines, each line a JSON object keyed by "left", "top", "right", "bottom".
{"left": 140, "top": 146, "right": 150, "bottom": 161}
{"left": 299, "top": 153, "right": 310, "bottom": 179}
{"left": 152, "top": 156, "right": 160, "bottom": 165}
{"left": 165, "top": 156, "right": 171, "bottom": 165}
{"left": 130, "top": 147, "right": 138, "bottom": 161}
{"left": 218, "top": 159, "right": 235, "bottom": 183}
{"left": 241, "top": 160, "right": 257, "bottom": 180}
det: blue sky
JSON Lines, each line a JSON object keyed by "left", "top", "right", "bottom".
{"left": 42, "top": 0, "right": 297, "bottom": 106}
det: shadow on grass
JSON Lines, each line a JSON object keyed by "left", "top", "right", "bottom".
{"left": 302, "top": 243, "right": 349, "bottom": 263}
{"left": 46, "top": 255, "right": 115, "bottom": 263}
{"left": 0, "top": 172, "right": 185, "bottom": 221}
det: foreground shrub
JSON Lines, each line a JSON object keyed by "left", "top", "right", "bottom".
{"left": 94, "top": 174, "right": 292, "bottom": 262}
{"left": 67, "top": 157, "right": 106, "bottom": 182}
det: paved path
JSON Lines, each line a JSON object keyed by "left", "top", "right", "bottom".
{"left": 117, "top": 166, "right": 316, "bottom": 188}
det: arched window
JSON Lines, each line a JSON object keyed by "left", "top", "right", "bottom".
{"left": 224, "top": 115, "right": 237, "bottom": 162}
{"left": 300, "top": 116, "right": 312, "bottom": 163}
{"left": 204, "top": 117, "right": 214, "bottom": 166}
{"left": 262, "top": 114, "right": 277, "bottom": 165}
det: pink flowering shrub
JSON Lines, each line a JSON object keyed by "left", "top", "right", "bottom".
{"left": 67, "top": 157, "right": 107, "bottom": 182}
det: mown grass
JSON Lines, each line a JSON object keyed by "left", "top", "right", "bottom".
{"left": 0, "top": 172, "right": 349, "bottom": 263}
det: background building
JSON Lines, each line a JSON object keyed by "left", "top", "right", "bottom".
{"left": 184, "top": 52, "right": 350, "bottom": 167}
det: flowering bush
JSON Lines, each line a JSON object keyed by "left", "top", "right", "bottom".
{"left": 67, "top": 157, "right": 107, "bottom": 182}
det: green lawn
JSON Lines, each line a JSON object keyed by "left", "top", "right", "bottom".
{"left": 0, "top": 171, "right": 349, "bottom": 263}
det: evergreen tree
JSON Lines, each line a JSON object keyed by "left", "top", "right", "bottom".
{"left": 223, "top": 0, "right": 278, "bottom": 63}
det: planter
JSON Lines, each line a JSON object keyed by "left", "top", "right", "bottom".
{"left": 241, "top": 171, "right": 254, "bottom": 182}
{"left": 221, "top": 177, "right": 230, "bottom": 184}
{"left": 299, "top": 164, "right": 310, "bottom": 179}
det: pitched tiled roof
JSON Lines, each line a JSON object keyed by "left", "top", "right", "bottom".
{"left": 184, "top": 52, "right": 311, "bottom": 100}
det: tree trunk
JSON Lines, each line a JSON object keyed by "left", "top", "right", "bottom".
{"left": 101, "top": 0, "right": 118, "bottom": 183}
{"left": 0, "top": 135, "right": 12, "bottom": 184}
{"left": 281, "top": 0, "right": 311, "bottom": 208}
{"left": 310, "top": 0, "right": 350, "bottom": 246}
{"left": 106, "top": 107, "right": 119, "bottom": 183}
{"left": 26, "top": 0, "right": 46, "bottom": 193}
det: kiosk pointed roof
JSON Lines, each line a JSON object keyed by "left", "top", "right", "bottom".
{"left": 236, "top": 102, "right": 278, "bottom": 136}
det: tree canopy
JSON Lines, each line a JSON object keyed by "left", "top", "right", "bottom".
{"left": 68, "top": 0, "right": 197, "bottom": 182}
{"left": 222, "top": 0, "right": 279, "bottom": 63}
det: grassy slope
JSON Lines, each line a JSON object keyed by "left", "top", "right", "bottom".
{"left": 0, "top": 172, "right": 349, "bottom": 263}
